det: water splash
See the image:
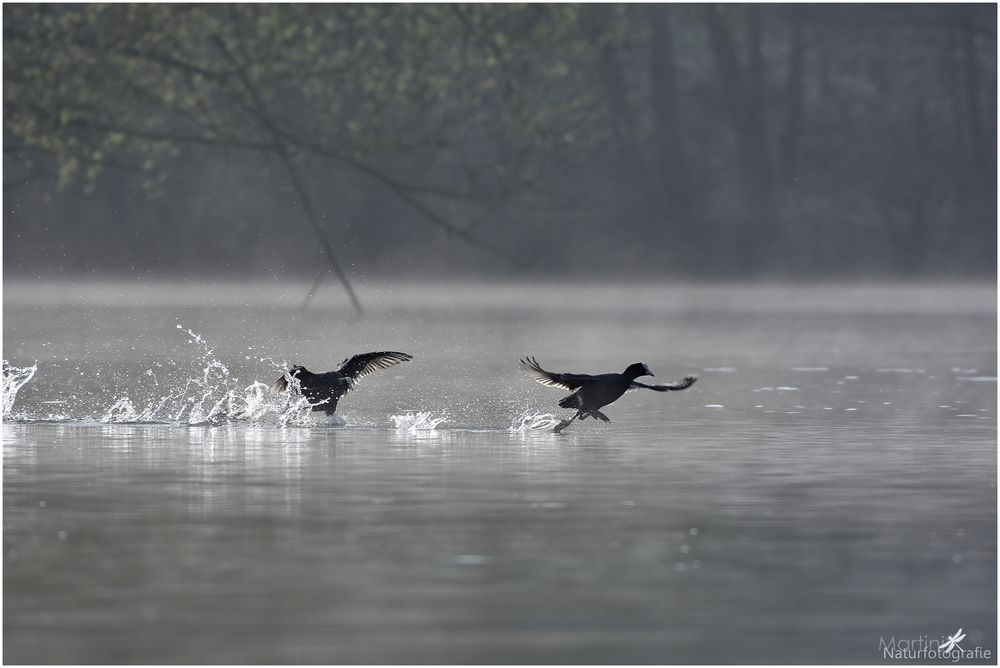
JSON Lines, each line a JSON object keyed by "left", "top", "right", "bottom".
{"left": 3, "top": 360, "right": 37, "bottom": 418}
{"left": 4, "top": 326, "right": 355, "bottom": 427}
{"left": 229, "top": 379, "right": 319, "bottom": 427}
{"left": 94, "top": 325, "right": 318, "bottom": 426}
{"left": 101, "top": 396, "right": 144, "bottom": 423}
{"left": 391, "top": 411, "right": 446, "bottom": 432}
{"left": 171, "top": 324, "right": 235, "bottom": 424}
{"left": 510, "top": 411, "right": 562, "bottom": 432}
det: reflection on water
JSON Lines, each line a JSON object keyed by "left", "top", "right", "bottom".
{"left": 3, "top": 282, "right": 996, "bottom": 663}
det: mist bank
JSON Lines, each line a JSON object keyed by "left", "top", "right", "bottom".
{"left": 4, "top": 278, "right": 996, "bottom": 315}
{"left": 5, "top": 146, "right": 997, "bottom": 281}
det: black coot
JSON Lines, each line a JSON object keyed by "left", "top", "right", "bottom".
{"left": 520, "top": 356, "right": 696, "bottom": 432}
{"left": 270, "top": 351, "right": 412, "bottom": 415}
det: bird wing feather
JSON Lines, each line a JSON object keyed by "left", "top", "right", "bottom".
{"left": 519, "top": 356, "right": 598, "bottom": 391}
{"left": 336, "top": 351, "right": 413, "bottom": 381}
{"left": 629, "top": 376, "right": 698, "bottom": 392}
{"left": 269, "top": 374, "right": 289, "bottom": 395}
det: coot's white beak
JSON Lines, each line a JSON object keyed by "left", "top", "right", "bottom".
{"left": 643, "top": 363, "right": 654, "bottom": 377}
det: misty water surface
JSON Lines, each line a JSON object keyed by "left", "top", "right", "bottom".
{"left": 3, "top": 281, "right": 996, "bottom": 663}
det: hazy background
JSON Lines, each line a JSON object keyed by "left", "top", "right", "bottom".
{"left": 4, "top": 4, "right": 996, "bottom": 296}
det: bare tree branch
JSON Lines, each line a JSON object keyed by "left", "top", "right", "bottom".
{"left": 211, "top": 33, "right": 364, "bottom": 314}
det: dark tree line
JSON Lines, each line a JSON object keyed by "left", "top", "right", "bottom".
{"left": 4, "top": 4, "right": 996, "bottom": 304}
{"left": 574, "top": 4, "right": 996, "bottom": 278}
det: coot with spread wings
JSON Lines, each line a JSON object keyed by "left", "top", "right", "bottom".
{"left": 520, "top": 356, "right": 696, "bottom": 432}
{"left": 270, "top": 351, "right": 412, "bottom": 415}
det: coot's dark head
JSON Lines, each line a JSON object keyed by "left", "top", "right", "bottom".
{"left": 624, "top": 362, "right": 654, "bottom": 379}
{"left": 289, "top": 365, "right": 306, "bottom": 375}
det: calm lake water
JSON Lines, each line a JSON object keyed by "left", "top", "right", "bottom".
{"left": 3, "top": 281, "right": 996, "bottom": 663}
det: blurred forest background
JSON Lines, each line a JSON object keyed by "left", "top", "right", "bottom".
{"left": 4, "top": 4, "right": 997, "bottom": 299}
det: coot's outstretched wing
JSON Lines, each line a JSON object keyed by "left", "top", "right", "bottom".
{"left": 520, "top": 356, "right": 598, "bottom": 391}
{"left": 336, "top": 351, "right": 413, "bottom": 381}
{"left": 630, "top": 375, "right": 698, "bottom": 392}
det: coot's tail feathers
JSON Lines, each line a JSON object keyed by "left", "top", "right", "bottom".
{"left": 630, "top": 375, "right": 698, "bottom": 392}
